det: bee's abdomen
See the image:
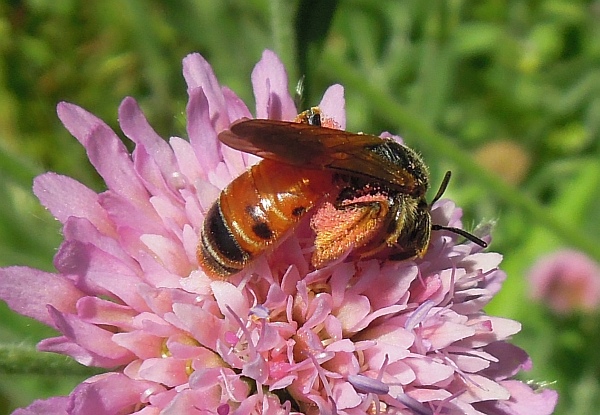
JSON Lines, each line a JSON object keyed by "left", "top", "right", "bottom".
{"left": 198, "top": 201, "right": 250, "bottom": 278}
{"left": 198, "top": 160, "right": 333, "bottom": 279}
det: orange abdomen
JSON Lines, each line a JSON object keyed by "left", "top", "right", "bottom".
{"left": 198, "top": 159, "right": 333, "bottom": 278}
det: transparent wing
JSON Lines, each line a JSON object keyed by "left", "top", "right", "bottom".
{"left": 218, "top": 119, "right": 418, "bottom": 192}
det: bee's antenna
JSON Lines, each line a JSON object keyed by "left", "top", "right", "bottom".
{"left": 431, "top": 224, "right": 488, "bottom": 248}
{"left": 430, "top": 171, "right": 488, "bottom": 248}
{"left": 431, "top": 171, "right": 452, "bottom": 206}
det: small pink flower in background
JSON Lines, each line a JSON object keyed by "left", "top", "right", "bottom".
{"left": 528, "top": 249, "right": 600, "bottom": 314}
{"left": 0, "top": 50, "right": 557, "bottom": 414}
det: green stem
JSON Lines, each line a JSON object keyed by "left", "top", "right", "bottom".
{"left": 322, "top": 53, "right": 600, "bottom": 261}
{"left": 269, "top": 0, "right": 298, "bottom": 84}
{"left": 0, "top": 344, "right": 103, "bottom": 376}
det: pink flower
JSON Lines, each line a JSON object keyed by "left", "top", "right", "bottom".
{"left": 0, "top": 50, "right": 557, "bottom": 414}
{"left": 528, "top": 249, "right": 600, "bottom": 314}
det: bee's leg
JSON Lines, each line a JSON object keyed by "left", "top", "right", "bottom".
{"left": 310, "top": 198, "right": 396, "bottom": 268}
{"left": 334, "top": 199, "right": 384, "bottom": 211}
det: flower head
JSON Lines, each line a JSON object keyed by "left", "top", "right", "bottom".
{"left": 528, "top": 249, "right": 600, "bottom": 314}
{"left": 1, "top": 50, "right": 556, "bottom": 414}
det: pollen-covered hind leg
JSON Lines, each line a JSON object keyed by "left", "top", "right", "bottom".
{"left": 310, "top": 196, "right": 393, "bottom": 268}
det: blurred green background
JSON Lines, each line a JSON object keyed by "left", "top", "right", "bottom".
{"left": 1, "top": 1, "right": 599, "bottom": 413}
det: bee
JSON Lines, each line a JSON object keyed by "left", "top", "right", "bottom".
{"left": 198, "top": 108, "right": 487, "bottom": 279}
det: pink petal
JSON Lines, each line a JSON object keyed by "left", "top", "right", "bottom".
{"left": 133, "top": 312, "right": 175, "bottom": 337}
{"left": 461, "top": 252, "right": 503, "bottom": 273}
{"left": 0, "top": 266, "right": 83, "bottom": 328}
{"left": 208, "top": 161, "right": 235, "bottom": 190}
{"left": 114, "top": 330, "right": 163, "bottom": 360}
{"left": 37, "top": 336, "right": 102, "bottom": 366}
{"left": 138, "top": 260, "right": 190, "bottom": 291}
{"left": 492, "top": 380, "right": 558, "bottom": 415}
{"left": 137, "top": 286, "right": 198, "bottom": 317}
{"left": 482, "top": 268, "right": 507, "bottom": 297}
{"left": 332, "top": 381, "right": 361, "bottom": 409}
{"left": 149, "top": 194, "right": 187, "bottom": 234}
{"left": 167, "top": 336, "right": 211, "bottom": 360}
{"left": 362, "top": 324, "right": 414, "bottom": 367}
{"left": 57, "top": 103, "right": 151, "bottom": 209}
{"left": 138, "top": 357, "right": 189, "bottom": 387}
{"left": 363, "top": 263, "right": 417, "bottom": 309}
{"left": 161, "top": 388, "right": 221, "bottom": 415}
{"left": 353, "top": 305, "right": 408, "bottom": 335}
{"left": 465, "top": 316, "right": 521, "bottom": 348}
{"left": 139, "top": 234, "right": 191, "bottom": 276}
{"left": 268, "top": 236, "right": 309, "bottom": 280}
{"left": 170, "top": 303, "right": 224, "bottom": 350}
{"left": 453, "top": 287, "right": 497, "bottom": 314}
{"left": 33, "top": 173, "right": 115, "bottom": 236}
{"left": 334, "top": 293, "right": 371, "bottom": 333}
{"left": 263, "top": 284, "right": 287, "bottom": 309}
{"left": 62, "top": 217, "right": 141, "bottom": 273}
{"left": 53, "top": 240, "right": 148, "bottom": 311}
{"left": 460, "top": 374, "right": 510, "bottom": 403}
{"left": 303, "top": 293, "right": 334, "bottom": 329}
{"left": 220, "top": 147, "right": 248, "bottom": 189}
{"left": 193, "top": 179, "right": 220, "bottom": 215}
{"left": 56, "top": 102, "right": 109, "bottom": 147}
{"left": 448, "top": 352, "right": 492, "bottom": 373}
{"left": 318, "top": 84, "right": 346, "bottom": 129}
{"left": 254, "top": 322, "right": 285, "bottom": 352}
{"left": 242, "top": 353, "right": 269, "bottom": 383}
{"left": 133, "top": 145, "right": 180, "bottom": 203}
{"left": 76, "top": 296, "right": 138, "bottom": 329}
{"left": 131, "top": 407, "right": 161, "bottom": 415}
{"left": 97, "top": 192, "right": 163, "bottom": 237}
{"left": 181, "top": 224, "right": 200, "bottom": 266}
{"left": 118, "top": 97, "right": 178, "bottom": 181}
{"left": 12, "top": 396, "right": 69, "bottom": 415}
{"left": 430, "top": 199, "right": 457, "bottom": 226}
{"left": 329, "top": 262, "right": 356, "bottom": 307}
{"left": 211, "top": 281, "right": 249, "bottom": 321}
{"left": 46, "top": 306, "right": 134, "bottom": 366}
{"left": 169, "top": 137, "right": 203, "bottom": 189}
{"left": 482, "top": 342, "right": 531, "bottom": 379}
{"left": 222, "top": 86, "right": 252, "bottom": 123}
{"left": 423, "top": 320, "right": 476, "bottom": 350}
{"left": 146, "top": 388, "right": 178, "bottom": 411}
{"left": 324, "top": 345, "right": 360, "bottom": 378}
{"left": 403, "top": 356, "right": 454, "bottom": 385}
{"left": 182, "top": 53, "right": 229, "bottom": 131}
{"left": 186, "top": 86, "right": 221, "bottom": 174}
{"left": 324, "top": 314, "right": 343, "bottom": 340}
{"left": 136, "top": 265, "right": 185, "bottom": 294}
{"left": 69, "top": 373, "right": 163, "bottom": 414}
{"left": 251, "top": 50, "right": 296, "bottom": 120}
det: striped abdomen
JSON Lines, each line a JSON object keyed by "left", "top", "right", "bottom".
{"left": 198, "top": 159, "right": 333, "bottom": 278}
